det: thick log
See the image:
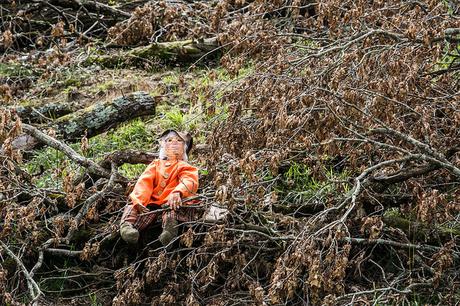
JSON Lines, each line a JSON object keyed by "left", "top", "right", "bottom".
{"left": 98, "top": 145, "right": 212, "bottom": 168}
{"left": 383, "top": 214, "right": 460, "bottom": 242}
{"left": 13, "top": 102, "right": 78, "bottom": 124}
{"left": 100, "top": 149, "right": 158, "bottom": 168}
{"left": 11, "top": 91, "right": 156, "bottom": 151}
{"left": 86, "top": 38, "right": 219, "bottom": 67}
{"left": 54, "top": 91, "right": 155, "bottom": 141}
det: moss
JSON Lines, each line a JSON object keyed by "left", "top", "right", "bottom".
{"left": 19, "top": 99, "right": 38, "bottom": 107}
{"left": 0, "top": 63, "right": 36, "bottom": 78}
{"left": 133, "top": 40, "right": 196, "bottom": 60}
{"left": 63, "top": 78, "right": 82, "bottom": 88}
{"left": 53, "top": 99, "right": 121, "bottom": 137}
{"left": 383, "top": 207, "right": 402, "bottom": 218}
{"left": 161, "top": 71, "right": 180, "bottom": 86}
{"left": 94, "top": 80, "right": 115, "bottom": 93}
{"left": 63, "top": 86, "right": 78, "bottom": 95}
{"left": 85, "top": 38, "right": 218, "bottom": 68}
{"left": 383, "top": 211, "right": 460, "bottom": 241}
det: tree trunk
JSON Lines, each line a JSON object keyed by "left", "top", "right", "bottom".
{"left": 54, "top": 91, "right": 155, "bottom": 141}
{"left": 13, "top": 102, "right": 78, "bottom": 124}
{"left": 85, "top": 37, "right": 220, "bottom": 67}
{"left": 11, "top": 91, "right": 156, "bottom": 151}
{"left": 100, "top": 149, "right": 158, "bottom": 168}
{"left": 383, "top": 214, "right": 460, "bottom": 243}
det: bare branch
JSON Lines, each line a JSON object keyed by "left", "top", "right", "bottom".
{"left": 21, "top": 123, "right": 126, "bottom": 181}
{"left": 0, "top": 240, "right": 43, "bottom": 304}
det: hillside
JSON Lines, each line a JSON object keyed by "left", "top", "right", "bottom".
{"left": 1, "top": 1, "right": 460, "bottom": 305}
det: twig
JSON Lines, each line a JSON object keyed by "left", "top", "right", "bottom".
{"left": 371, "top": 128, "right": 460, "bottom": 177}
{"left": 335, "top": 281, "right": 433, "bottom": 303}
{"left": 44, "top": 248, "right": 83, "bottom": 257}
{"left": 65, "top": 163, "right": 118, "bottom": 243}
{"left": 341, "top": 237, "right": 459, "bottom": 258}
{"left": 0, "top": 240, "right": 43, "bottom": 304}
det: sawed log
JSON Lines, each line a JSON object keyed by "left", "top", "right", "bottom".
{"left": 11, "top": 91, "right": 156, "bottom": 150}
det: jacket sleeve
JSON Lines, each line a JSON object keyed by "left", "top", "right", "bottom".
{"left": 129, "top": 162, "right": 157, "bottom": 206}
{"left": 172, "top": 163, "right": 199, "bottom": 198}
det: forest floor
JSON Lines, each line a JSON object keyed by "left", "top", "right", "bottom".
{"left": 1, "top": 1, "right": 460, "bottom": 305}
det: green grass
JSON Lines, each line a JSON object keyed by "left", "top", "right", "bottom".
{"left": 119, "top": 163, "right": 147, "bottom": 179}
{"left": 26, "top": 147, "right": 76, "bottom": 188}
{"left": 26, "top": 65, "right": 251, "bottom": 188}
{"left": 0, "top": 62, "right": 37, "bottom": 77}
{"left": 87, "top": 118, "right": 154, "bottom": 158}
{"left": 26, "top": 118, "right": 154, "bottom": 187}
{"left": 89, "top": 292, "right": 103, "bottom": 306}
{"left": 275, "top": 162, "right": 350, "bottom": 205}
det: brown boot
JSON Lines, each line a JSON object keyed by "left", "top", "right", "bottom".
{"left": 159, "top": 217, "right": 178, "bottom": 246}
{"left": 120, "top": 222, "right": 139, "bottom": 244}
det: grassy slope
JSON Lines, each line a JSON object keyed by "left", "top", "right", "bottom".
{"left": 23, "top": 64, "right": 246, "bottom": 187}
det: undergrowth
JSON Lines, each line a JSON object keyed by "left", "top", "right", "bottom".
{"left": 26, "top": 65, "right": 244, "bottom": 186}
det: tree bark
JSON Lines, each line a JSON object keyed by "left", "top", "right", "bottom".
{"left": 383, "top": 214, "right": 460, "bottom": 243}
{"left": 86, "top": 38, "right": 219, "bottom": 67}
{"left": 11, "top": 91, "right": 156, "bottom": 151}
{"left": 54, "top": 91, "right": 156, "bottom": 141}
{"left": 13, "top": 102, "right": 78, "bottom": 124}
{"left": 100, "top": 149, "right": 158, "bottom": 168}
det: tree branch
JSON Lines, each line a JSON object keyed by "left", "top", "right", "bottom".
{"left": 0, "top": 240, "right": 43, "bottom": 304}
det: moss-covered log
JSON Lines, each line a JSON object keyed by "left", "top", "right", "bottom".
{"left": 383, "top": 213, "right": 460, "bottom": 243}
{"left": 86, "top": 38, "right": 219, "bottom": 68}
{"left": 11, "top": 91, "right": 155, "bottom": 152}
{"left": 13, "top": 102, "right": 78, "bottom": 123}
{"left": 53, "top": 91, "right": 155, "bottom": 141}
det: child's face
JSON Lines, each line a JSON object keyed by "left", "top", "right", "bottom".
{"left": 163, "top": 133, "right": 185, "bottom": 159}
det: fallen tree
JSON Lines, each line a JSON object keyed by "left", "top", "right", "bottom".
{"left": 1, "top": 0, "right": 460, "bottom": 305}
{"left": 53, "top": 91, "right": 156, "bottom": 140}
{"left": 10, "top": 91, "right": 156, "bottom": 151}
{"left": 85, "top": 37, "right": 220, "bottom": 68}
{"left": 12, "top": 101, "right": 79, "bottom": 124}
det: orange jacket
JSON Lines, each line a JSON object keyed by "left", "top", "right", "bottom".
{"left": 129, "top": 159, "right": 199, "bottom": 207}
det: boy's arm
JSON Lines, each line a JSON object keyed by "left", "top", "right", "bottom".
{"left": 172, "top": 164, "right": 199, "bottom": 199}
{"left": 129, "top": 162, "right": 157, "bottom": 207}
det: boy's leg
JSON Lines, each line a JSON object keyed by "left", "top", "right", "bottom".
{"left": 120, "top": 204, "right": 140, "bottom": 244}
{"left": 159, "top": 210, "right": 178, "bottom": 246}
{"left": 120, "top": 204, "right": 159, "bottom": 244}
{"left": 159, "top": 207, "right": 201, "bottom": 246}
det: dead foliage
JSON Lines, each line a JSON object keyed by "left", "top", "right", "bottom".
{"left": 1, "top": 0, "right": 460, "bottom": 305}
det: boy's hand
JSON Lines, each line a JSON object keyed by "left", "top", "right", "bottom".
{"left": 167, "top": 192, "right": 182, "bottom": 211}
